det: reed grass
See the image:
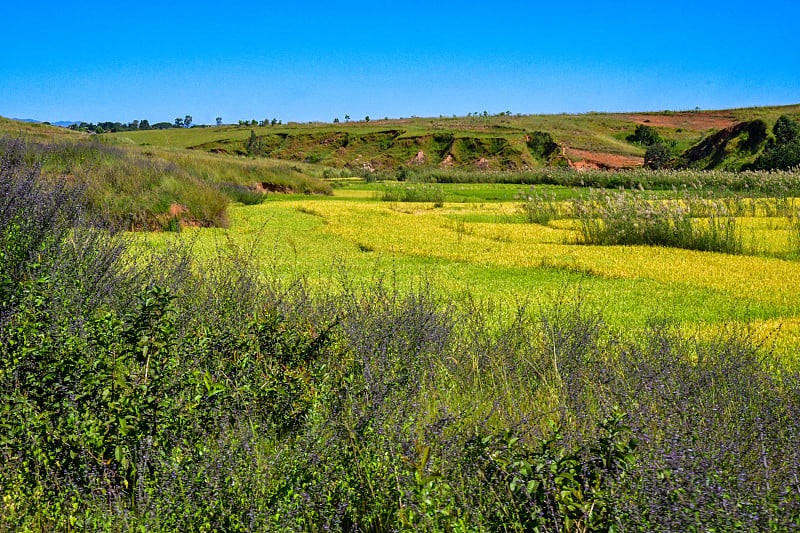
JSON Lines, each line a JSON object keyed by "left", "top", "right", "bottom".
{"left": 570, "top": 189, "right": 743, "bottom": 254}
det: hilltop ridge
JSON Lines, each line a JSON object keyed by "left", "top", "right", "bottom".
{"left": 100, "top": 103, "right": 800, "bottom": 172}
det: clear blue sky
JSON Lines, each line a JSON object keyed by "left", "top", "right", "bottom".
{"left": 2, "top": 0, "right": 799, "bottom": 125}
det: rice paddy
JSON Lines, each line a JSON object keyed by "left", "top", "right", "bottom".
{"left": 149, "top": 181, "right": 800, "bottom": 356}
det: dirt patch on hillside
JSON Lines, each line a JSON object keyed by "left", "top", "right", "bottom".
{"left": 254, "top": 182, "right": 294, "bottom": 194}
{"left": 168, "top": 203, "right": 188, "bottom": 217}
{"left": 440, "top": 154, "right": 455, "bottom": 168}
{"left": 407, "top": 150, "right": 427, "bottom": 165}
{"left": 565, "top": 148, "right": 644, "bottom": 170}
{"left": 627, "top": 113, "right": 738, "bottom": 131}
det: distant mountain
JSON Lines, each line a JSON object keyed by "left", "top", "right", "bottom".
{"left": 10, "top": 118, "right": 79, "bottom": 127}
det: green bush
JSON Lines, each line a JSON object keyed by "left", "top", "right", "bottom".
{"left": 526, "top": 130, "right": 559, "bottom": 159}
{"left": 644, "top": 142, "right": 672, "bottom": 169}
{"left": 751, "top": 115, "right": 800, "bottom": 170}
{"left": 773, "top": 114, "right": 800, "bottom": 145}
{"left": 627, "top": 124, "right": 662, "bottom": 146}
{"left": 2, "top": 137, "right": 799, "bottom": 530}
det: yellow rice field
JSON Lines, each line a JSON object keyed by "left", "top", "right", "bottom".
{"left": 290, "top": 200, "right": 800, "bottom": 309}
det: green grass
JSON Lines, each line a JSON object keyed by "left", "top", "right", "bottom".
{"left": 0, "top": 116, "right": 87, "bottom": 140}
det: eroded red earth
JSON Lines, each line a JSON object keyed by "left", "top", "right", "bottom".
{"left": 565, "top": 148, "right": 644, "bottom": 170}
{"left": 626, "top": 112, "right": 738, "bottom": 131}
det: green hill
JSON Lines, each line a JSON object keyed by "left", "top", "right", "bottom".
{"left": 3, "top": 103, "right": 799, "bottom": 230}
{"left": 109, "top": 104, "right": 800, "bottom": 171}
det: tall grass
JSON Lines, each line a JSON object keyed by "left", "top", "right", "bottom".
{"left": 571, "top": 189, "right": 744, "bottom": 253}
{"left": 153, "top": 148, "right": 333, "bottom": 195}
{"left": 519, "top": 190, "right": 563, "bottom": 224}
{"left": 1, "top": 135, "right": 229, "bottom": 230}
{"left": 376, "top": 166, "right": 800, "bottom": 195}
{"left": 0, "top": 135, "right": 334, "bottom": 231}
{"left": 789, "top": 208, "right": 800, "bottom": 256}
{"left": 380, "top": 183, "right": 445, "bottom": 205}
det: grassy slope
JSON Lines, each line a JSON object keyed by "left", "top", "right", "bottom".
{"left": 0, "top": 117, "right": 332, "bottom": 229}
{"left": 111, "top": 104, "right": 800, "bottom": 170}
{"left": 0, "top": 116, "right": 88, "bottom": 140}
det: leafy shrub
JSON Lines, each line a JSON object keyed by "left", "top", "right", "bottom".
{"left": 773, "top": 114, "right": 800, "bottom": 145}
{"left": 751, "top": 115, "right": 800, "bottom": 170}
{"left": 454, "top": 411, "right": 636, "bottom": 532}
{"left": 627, "top": 124, "right": 662, "bottom": 146}
{"left": 644, "top": 142, "right": 672, "bottom": 169}
{"left": 2, "top": 140, "right": 799, "bottom": 530}
{"left": 526, "top": 130, "right": 559, "bottom": 159}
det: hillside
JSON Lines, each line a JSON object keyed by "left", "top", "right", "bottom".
{"left": 3, "top": 104, "right": 799, "bottom": 230}
{"left": 109, "top": 104, "right": 800, "bottom": 171}
{"left": 0, "top": 116, "right": 332, "bottom": 230}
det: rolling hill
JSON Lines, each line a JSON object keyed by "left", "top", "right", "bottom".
{"left": 107, "top": 104, "right": 800, "bottom": 172}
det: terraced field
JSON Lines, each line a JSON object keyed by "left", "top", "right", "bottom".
{"left": 147, "top": 181, "right": 800, "bottom": 356}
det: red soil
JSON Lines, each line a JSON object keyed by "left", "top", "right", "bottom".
{"left": 627, "top": 113, "right": 738, "bottom": 131}
{"left": 565, "top": 148, "right": 644, "bottom": 170}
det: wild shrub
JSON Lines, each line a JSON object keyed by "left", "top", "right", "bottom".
{"left": 246, "top": 129, "right": 264, "bottom": 157}
{"left": 526, "top": 130, "right": 560, "bottom": 159}
{"left": 605, "top": 321, "right": 800, "bottom": 530}
{"left": 448, "top": 412, "right": 636, "bottom": 532}
{"left": 751, "top": 115, "right": 800, "bottom": 170}
{"left": 627, "top": 124, "right": 662, "bottom": 146}
{"left": 644, "top": 142, "right": 672, "bottom": 169}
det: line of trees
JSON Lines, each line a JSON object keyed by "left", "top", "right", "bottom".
{"left": 69, "top": 115, "right": 204, "bottom": 133}
{"left": 237, "top": 118, "right": 282, "bottom": 127}
{"left": 66, "top": 114, "right": 290, "bottom": 133}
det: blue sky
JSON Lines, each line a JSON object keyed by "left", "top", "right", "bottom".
{"left": 2, "top": 1, "right": 799, "bottom": 124}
